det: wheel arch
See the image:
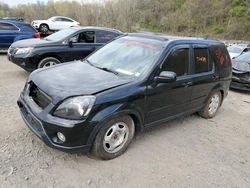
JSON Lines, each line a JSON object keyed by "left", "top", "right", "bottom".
{"left": 87, "top": 106, "right": 143, "bottom": 147}
{"left": 37, "top": 53, "right": 63, "bottom": 68}
{"left": 39, "top": 23, "right": 49, "bottom": 29}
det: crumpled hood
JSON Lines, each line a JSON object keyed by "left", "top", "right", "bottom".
{"left": 11, "top": 38, "right": 55, "bottom": 48}
{"left": 30, "top": 61, "right": 133, "bottom": 103}
{"left": 229, "top": 52, "right": 240, "bottom": 59}
{"left": 232, "top": 60, "right": 250, "bottom": 73}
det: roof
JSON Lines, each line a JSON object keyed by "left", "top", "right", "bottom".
{"left": 72, "top": 26, "right": 123, "bottom": 34}
{"left": 128, "top": 32, "right": 222, "bottom": 44}
{"left": 0, "top": 19, "right": 28, "bottom": 25}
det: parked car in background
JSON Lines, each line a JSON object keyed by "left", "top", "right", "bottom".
{"left": 0, "top": 20, "right": 40, "bottom": 50}
{"left": 7, "top": 27, "right": 123, "bottom": 71}
{"left": 227, "top": 45, "right": 250, "bottom": 59}
{"left": 17, "top": 34, "right": 232, "bottom": 159}
{"left": 32, "top": 16, "right": 80, "bottom": 34}
{"left": 231, "top": 52, "right": 250, "bottom": 91}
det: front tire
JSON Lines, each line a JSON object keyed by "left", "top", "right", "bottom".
{"left": 37, "top": 57, "right": 61, "bottom": 69}
{"left": 91, "top": 115, "right": 135, "bottom": 160}
{"left": 39, "top": 24, "right": 49, "bottom": 35}
{"left": 199, "top": 91, "right": 222, "bottom": 119}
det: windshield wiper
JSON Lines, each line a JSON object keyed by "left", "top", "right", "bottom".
{"left": 84, "top": 59, "right": 118, "bottom": 75}
{"left": 98, "top": 67, "right": 119, "bottom": 75}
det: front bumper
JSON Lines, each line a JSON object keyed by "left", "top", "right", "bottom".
{"left": 17, "top": 94, "right": 95, "bottom": 153}
{"left": 7, "top": 52, "right": 38, "bottom": 72}
{"left": 230, "top": 74, "right": 250, "bottom": 91}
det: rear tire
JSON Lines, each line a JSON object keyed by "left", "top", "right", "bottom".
{"left": 91, "top": 115, "right": 135, "bottom": 160}
{"left": 199, "top": 91, "right": 222, "bottom": 119}
{"left": 37, "top": 57, "right": 61, "bottom": 69}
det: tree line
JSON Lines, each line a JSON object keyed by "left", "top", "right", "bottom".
{"left": 0, "top": 0, "right": 249, "bottom": 40}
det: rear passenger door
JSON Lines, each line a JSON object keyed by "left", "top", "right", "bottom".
{"left": 189, "top": 45, "right": 215, "bottom": 110}
{"left": 0, "top": 23, "right": 19, "bottom": 48}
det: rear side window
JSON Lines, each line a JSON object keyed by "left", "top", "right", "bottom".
{"left": 96, "top": 31, "right": 119, "bottom": 43}
{"left": 162, "top": 48, "right": 189, "bottom": 76}
{"left": 0, "top": 23, "right": 19, "bottom": 31}
{"left": 193, "top": 48, "right": 212, "bottom": 74}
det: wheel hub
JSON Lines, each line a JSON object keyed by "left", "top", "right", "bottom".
{"left": 103, "top": 122, "right": 129, "bottom": 153}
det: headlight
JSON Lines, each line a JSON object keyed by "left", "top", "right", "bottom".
{"left": 53, "top": 96, "right": 96, "bottom": 120}
{"left": 15, "top": 47, "right": 33, "bottom": 55}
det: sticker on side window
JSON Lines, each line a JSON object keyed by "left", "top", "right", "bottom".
{"left": 215, "top": 48, "right": 225, "bottom": 65}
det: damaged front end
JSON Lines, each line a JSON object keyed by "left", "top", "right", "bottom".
{"left": 230, "top": 61, "right": 250, "bottom": 91}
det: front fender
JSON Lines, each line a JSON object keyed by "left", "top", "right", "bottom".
{"left": 86, "top": 103, "right": 143, "bottom": 146}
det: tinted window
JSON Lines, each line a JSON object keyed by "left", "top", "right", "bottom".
{"left": 97, "top": 31, "right": 118, "bottom": 43}
{"left": 194, "top": 48, "right": 212, "bottom": 73}
{"left": 162, "top": 48, "right": 189, "bottom": 76}
{"left": 61, "top": 18, "right": 73, "bottom": 22}
{"left": 0, "top": 23, "right": 19, "bottom": 31}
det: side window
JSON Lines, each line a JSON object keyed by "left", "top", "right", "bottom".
{"left": 97, "top": 31, "right": 117, "bottom": 43}
{"left": 71, "top": 31, "right": 95, "bottom": 43}
{"left": 162, "top": 48, "right": 189, "bottom": 76}
{"left": 193, "top": 48, "right": 212, "bottom": 74}
{"left": 0, "top": 23, "right": 19, "bottom": 31}
{"left": 61, "top": 18, "right": 73, "bottom": 22}
{"left": 53, "top": 18, "right": 62, "bottom": 22}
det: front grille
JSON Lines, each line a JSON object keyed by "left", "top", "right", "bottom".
{"left": 29, "top": 83, "right": 52, "bottom": 109}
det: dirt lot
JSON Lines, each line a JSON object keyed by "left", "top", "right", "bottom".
{"left": 0, "top": 53, "right": 249, "bottom": 188}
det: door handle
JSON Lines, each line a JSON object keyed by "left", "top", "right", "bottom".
{"left": 212, "top": 75, "right": 219, "bottom": 80}
{"left": 186, "top": 82, "right": 193, "bottom": 86}
{"left": 181, "top": 81, "right": 192, "bottom": 87}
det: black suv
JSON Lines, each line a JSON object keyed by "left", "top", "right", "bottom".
{"left": 7, "top": 27, "right": 123, "bottom": 71}
{"left": 17, "top": 34, "right": 232, "bottom": 160}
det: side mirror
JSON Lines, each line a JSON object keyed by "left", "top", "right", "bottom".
{"left": 68, "top": 40, "right": 73, "bottom": 48}
{"left": 154, "top": 71, "right": 177, "bottom": 83}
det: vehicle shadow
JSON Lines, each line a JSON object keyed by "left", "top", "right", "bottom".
{"left": 230, "top": 88, "right": 250, "bottom": 95}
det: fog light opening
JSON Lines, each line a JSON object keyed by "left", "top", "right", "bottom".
{"left": 57, "top": 132, "right": 66, "bottom": 143}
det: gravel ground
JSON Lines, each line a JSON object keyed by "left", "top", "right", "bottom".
{"left": 0, "top": 53, "right": 250, "bottom": 188}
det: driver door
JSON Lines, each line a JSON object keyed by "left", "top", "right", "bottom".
{"left": 144, "top": 45, "right": 193, "bottom": 126}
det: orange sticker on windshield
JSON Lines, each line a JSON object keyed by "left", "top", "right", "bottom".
{"left": 127, "top": 41, "right": 156, "bottom": 49}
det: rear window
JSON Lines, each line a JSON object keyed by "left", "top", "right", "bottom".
{"left": 21, "top": 24, "right": 37, "bottom": 32}
{"left": 194, "top": 48, "right": 212, "bottom": 74}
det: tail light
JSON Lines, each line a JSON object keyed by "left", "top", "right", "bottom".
{"left": 34, "top": 32, "right": 40, "bottom": 38}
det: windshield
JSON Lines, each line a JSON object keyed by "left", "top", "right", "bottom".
{"left": 236, "top": 52, "right": 250, "bottom": 61}
{"left": 45, "top": 28, "right": 77, "bottom": 41}
{"left": 227, "top": 46, "right": 243, "bottom": 54}
{"left": 87, "top": 36, "right": 165, "bottom": 77}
